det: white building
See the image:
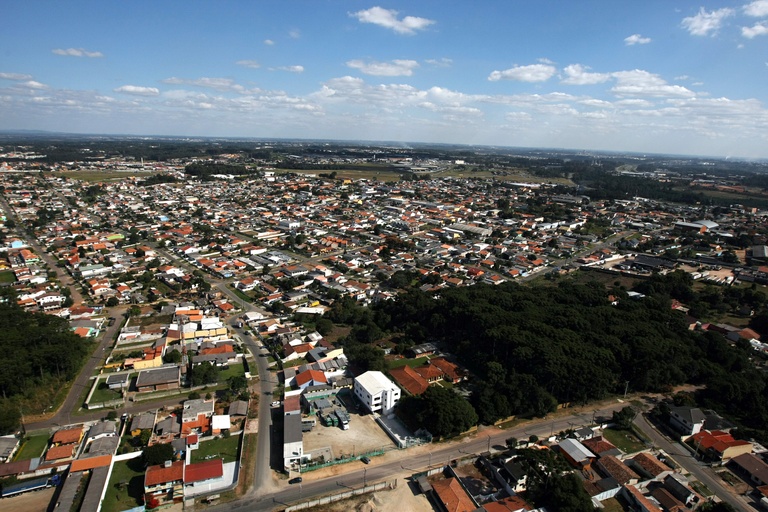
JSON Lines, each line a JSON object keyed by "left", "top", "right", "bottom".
{"left": 354, "top": 371, "right": 401, "bottom": 414}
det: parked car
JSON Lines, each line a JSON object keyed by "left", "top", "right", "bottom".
{"left": 360, "top": 456, "right": 370, "bottom": 464}
{"left": 271, "top": 401, "right": 281, "bottom": 407}
{"left": 289, "top": 477, "right": 302, "bottom": 484}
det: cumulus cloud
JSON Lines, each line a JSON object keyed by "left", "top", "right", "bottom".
{"left": 611, "top": 70, "right": 696, "bottom": 98}
{"left": 681, "top": 7, "right": 734, "bottom": 36}
{"left": 289, "top": 29, "right": 301, "bottom": 39}
{"left": 264, "top": 39, "right": 275, "bottom": 46}
{"left": 624, "top": 34, "right": 651, "bottom": 45}
{"left": 742, "top": 22, "right": 768, "bottom": 38}
{"left": 52, "top": 47, "right": 104, "bottom": 58}
{"left": 236, "top": 60, "right": 261, "bottom": 69}
{"left": 744, "top": 0, "right": 768, "bottom": 17}
{"left": 347, "top": 59, "right": 419, "bottom": 76}
{"left": 561, "top": 64, "right": 611, "bottom": 85}
{"left": 24, "top": 80, "right": 48, "bottom": 90}
{"left": 488, "top": 63, "right": 557, "bottom": 82}
{"left": 113, "top": 85, "right": 160, "bottom": 96}
{"left": 0, "top": 72, "right": 33, "bottom": 81}
{"left": 350, "top": 6, "right": 435, "bottom": 35}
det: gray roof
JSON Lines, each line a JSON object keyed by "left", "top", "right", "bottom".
{"left": 87, "top": 420, "right": 117, "bottom": 439}
{"left": 136, "top": 366, "right": 180, "bottom": 387}
{"left": 182, "top": 398, "right": 214, "bottom": 423}
{"left": 85, "top": 436, "right": 119, "bottom": 456}
{"left": 106, "top": 373, "right": 130, "bottom": 385}
{"left": 0, "top": 436, "right": 18, "bottom": 460}
{"left": 558, "top": 438, "right": 596, "bottom": 463}
{"left": 228, "top": 400, "right": 248, "bottom": 416}
{"left": 130, "top": 411, "right": 156, "bottom": 432}
{"left": 284, "top": 413, "right": 303, "bottom": 444}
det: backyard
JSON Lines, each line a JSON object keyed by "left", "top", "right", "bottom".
{"left": 14, "top": 433, "right": 49, "bottom": 461}
{"left": 190, "top": 434, "right": 240, "bottom": 464}
{"left": 101, "top": 457, "right": 146, "bottom": 512}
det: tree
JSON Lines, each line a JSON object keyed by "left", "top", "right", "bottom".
{"left": 612, "top": 405, "right": 637, "bottom": 430}
{"left": 228, "top": 375, "right": 247, "bottom": 394}
{"left": 143, "top": 442, "right": 174, "bottom": 466}
{"left": 400, "top": 386, "right": 478, "bottom": 439}
{"left": 505, "top": 437, "right": 518, "bottom": 449}
{"left": 163, "top": 350, "right": 182, "bottom": 364}
{"left": 190, "top": 363, "right": 219, "bottom": 386}
{"left": 106, "top": 297, "right": 119, "bottom": 307}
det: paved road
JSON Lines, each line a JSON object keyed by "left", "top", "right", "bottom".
{"left": 633, "top": 413, "right": 753, "bottom": 511}
{"left": 208, "top": 401, "right": 630, "bottom": 511}
{"left": 25, "top": 306, "right": 128, "bottom": 431}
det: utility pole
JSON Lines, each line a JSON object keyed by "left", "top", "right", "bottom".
{"left": 624, "top": 380, "right": 630, "bottom": 399}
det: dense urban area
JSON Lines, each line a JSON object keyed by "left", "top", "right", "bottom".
{"left": 1, "top": 134, "right": 768, "bottom": 512}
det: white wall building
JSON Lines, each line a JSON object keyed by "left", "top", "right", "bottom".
{"left": 354, "top": 371, "right": 401, "bottom": 414}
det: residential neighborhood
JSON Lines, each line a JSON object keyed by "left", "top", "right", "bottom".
{"left": 1, "top": 140, "right": 768, "bottom": 512}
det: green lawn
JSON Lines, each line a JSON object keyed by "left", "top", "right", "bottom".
{"left": 101, "top": 457, "right": 146, "bottom": 512}
{"left": 387, "top": 356, "right": 429, "bottom": 370}
{"left": 191, "top": 434, "right": 240, "bottom": 464}
{"left": 283, "top": 357, "right": 308, "bottom": 368}
{"left": 217, "top": 363, "right": 245, "bottom": 383}
{"left": 602, "top": 428, "right": 646, "bottom": 454}
{"left": 89, "top": 380, "right": 123, "bottom": 404}
{"left": 0, "top": 270, "right": 15, "bottom": 284}
{"left": 14, "top": 434, "right": 49, "bottom": 461}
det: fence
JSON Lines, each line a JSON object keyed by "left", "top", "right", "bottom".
{"left": 301, "top": 448, "right": 385, "bottom": 472}
{"left": 282, "top": 480, "right": 397, "bottom": 511}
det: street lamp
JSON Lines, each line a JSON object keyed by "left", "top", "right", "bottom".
{"left": 364, "top": 468, "right": 367, "bottom": 487}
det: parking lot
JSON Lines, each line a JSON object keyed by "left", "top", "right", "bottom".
{"left": 302, "top": 410, "right": 395, "bottom": 462}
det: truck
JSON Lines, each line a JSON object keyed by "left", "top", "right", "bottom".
{"left": 1, "top": 474, "right": 61, "bottom": 498}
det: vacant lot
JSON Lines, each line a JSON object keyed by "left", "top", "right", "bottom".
{"left": 0, "top": 486, "right": 55, "bottom": 512}
{"left": 102, "top": 457, "right": 145, "bottom": 512}
{"left": 303, "top": 412, "right": 394, "bottom": 462}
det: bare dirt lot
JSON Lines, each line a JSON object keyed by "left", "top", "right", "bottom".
{"left": 303, "top": 412, "right": 395, "bottom": 462}
{"left": 0, "top": 487, "right": 55, "bottom": 512}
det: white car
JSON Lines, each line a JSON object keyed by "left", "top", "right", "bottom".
{"left": 271, "top": 401, "right": 281, "bottom": 407}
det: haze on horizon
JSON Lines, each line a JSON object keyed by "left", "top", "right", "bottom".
{"left": 2, "top": 1, "right": 768, "bottom": 159}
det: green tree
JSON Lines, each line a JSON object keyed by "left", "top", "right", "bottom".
{"left": 143, "top": 443, "right": 174, "bottom": 466}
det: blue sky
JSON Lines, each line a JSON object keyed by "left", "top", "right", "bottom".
{"left": 2, "top": 1, "right": 768, "bottom": 158}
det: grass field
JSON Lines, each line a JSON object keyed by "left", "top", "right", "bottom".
{"left": 0, "top": 270, "right": 15, "bottom": 284}
{"left": 217, "top": 362, "right": 245, "bottom": 383}
{"left": 602, "top": 427, "right": 646, "bottom": 454}
{"left": 102, "top": 457, "right": 146, "bottom": 512}
{"left": 386, "top": 356, "right": 429, "bottom": 370}
{"left": 89, "top": 380, "right": 123, "bottom": 404}
{"left": 191, "top": 434, "right": 240, "bottom": 464}
{"left": 62, "top": 170, "right": 153, "bottom": 182}
{"left": 14, "top": 434, "right": 49, "bottom": 461}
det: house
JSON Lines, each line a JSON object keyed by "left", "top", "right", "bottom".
{"left": 595, "top": 455, "right": 640, "bottom": 485}
{"left": 144, "top": 460, "right": 184, "bottom": 506}
{"left": 294, "top": 369, "right": 328, "bottom": 390}
{"left": 184, "top": 458, "right": 224, "bottom": 489}
{"left": 668, "top": 406, "right": 706, "bottom": 436}
{"left": 687, "top": 430, "right": 753, "bottom": 461}
{"left": 388, "top": 365, "right": 429, "bottom": 396}
{"left": 135, "top": 366, "right": 181, "bottom": 393}
{"left": 479, "top": 495, "right": 532, "bottom": 512}
{"left": 45, "top": 443, "right": 77, "bottom": 462}
{"left": 106, "top": 373, "right": 130, "bottom": 390}
{"left": 182, "top": 398, "right": 215, "bottom": 435}
{"left": 86, "top": 421, "right": 117, "bottom": 442}
{"left": 52, "top": 425, "right": 84, "bottom": 445}
{"left": 557, "top": 438, "right": 596, "bottom": 469}
{"left": 130, "top": 411, "right": 157, "bottom": 436}
{"left": 211, "top": 415, "right": 230, "bottom": 435}
{"left": 0, "top": 436, "right": 19, "bottom": 462}
{"left": 629, "top": 452, "right": 672, "bottom": 480}
{"left": 582, "top": 436, "right": 622, "bottom": 458}
{"left": 431, "top": 477, "right": 477, "bottom": 512}
{"left": 228, "top": 400, "right": 248, "bottom": 417}
{"left": 354, "top": 371, "right": 401, "bottom": 414}
{"left": 729, "top": 453, "right": 768, "bottom": 486}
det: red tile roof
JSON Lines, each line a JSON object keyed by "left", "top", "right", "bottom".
{"left": 52, "top": 426, "right": 83, "bottom": 445}
{"left": 432, "top": 477, "right": 476, "bottom": 512}
{"left": 184, "top": 458, "right": 223, "bottom": 483}
{"left": 145, "top": 460, "right": 184, "bottom": 487}
{"left": 295, "top": 369, "right": 327, "bottom": 387}
{"left": 70, "top": 454, "right": 113, "bottom": 472}
{"left": 389, "top": 365, "right": 429, "bottom": 395}
{"left": 45, "top": 444, "right": 76, "bottom": 461}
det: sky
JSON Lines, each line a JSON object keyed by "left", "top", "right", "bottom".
{"left": 2, "top": 1, "right": 768, "bottom": 159}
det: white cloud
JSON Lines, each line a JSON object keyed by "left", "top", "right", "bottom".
{"left": 236, "top": 60, "right": 261, "bottom": 69}
{"left": 680, "top": 7, "right": 734, "bottom": 36}
{"left": 744, "top": 0, "right": 768, "bottom": 17}
{"left": 611, "top": 70, "right": 696, "bottom": 98}
{"left": 347, "top": 59, "right": 419, "bottom": 76}
{"left": 264, "top": 39, "right": 275, "bottom": 46}
{"left": 52, "top": 47, "right": 104, "bottom": 58}
{"left": 488, "top": 63, "right": 556, "bottom": 82}
{"left": 161, "top": 77, "right": 252, "bottom": 94}
{"left": 277, "top": 65, "right": 304, "bottom": 73}
{"left": 742, "top": 22, "right": 768, "bottom": 38}
{"left": 561, "top": 64, "right": 611, "bottom": 85}
{"left": 350, "top": 6, "right": 435, "bottom": 35}
{"left": 24, "top": 80, "right": 47, "bottom": 90}
{"left": 289, "top": 29, "right": 301, "bottom": 39}
{"left": 425, "top": 58, "right": 453, "bottom": 68}
{"left": 0, "top": 72, "right": 33, "bottom": 81}
{"left": 624, "top": 34, "right": 651, "bottom": 45}
{"left": 114, "top": 85, "right": 160, "bottom": 96}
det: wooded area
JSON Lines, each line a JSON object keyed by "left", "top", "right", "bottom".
{"left": 0, "top": 303, "right": 89, "bottom": 434}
